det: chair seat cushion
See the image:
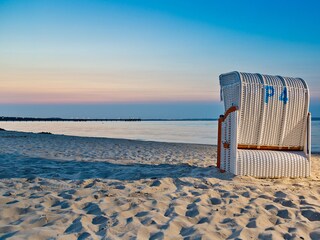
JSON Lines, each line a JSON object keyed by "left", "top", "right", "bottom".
{"left": 237, "top": 150, "right": 310, "bottom": 178}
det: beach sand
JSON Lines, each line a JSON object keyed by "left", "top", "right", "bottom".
{"left": 0, "top": 130, "right": 319, "bottom": 239}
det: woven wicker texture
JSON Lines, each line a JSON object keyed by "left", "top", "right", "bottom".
{"left": 219, "top": 72, "right": 309, "bottom": 148}
{"left": 237, "top": 150, "right": 309, "bottom": 178}
{"left": 218, "top": 71, "right": 311, "bottom": 178}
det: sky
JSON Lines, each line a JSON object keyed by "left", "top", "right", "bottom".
{"left": 0, "top": 0, "right": 320, "bottom": 118}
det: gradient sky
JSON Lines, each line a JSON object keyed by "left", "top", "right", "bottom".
{"left": 1, "top": 0, "right": 320, "bottom": 118}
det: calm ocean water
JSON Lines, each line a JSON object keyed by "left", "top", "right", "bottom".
{"left": 1, "top": 120, "right": 319, "bottom": 152}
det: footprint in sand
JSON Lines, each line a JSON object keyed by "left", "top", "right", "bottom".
{"left": 97, "top": 224, "right": 107, "bottom": 237}
{"left": 164, "top": 205, "right": 176, "bottom": 217}
{"left": 265, "top": 204, "right": 278, "bottom": 212}
{"left": 150, "top": 180, "right": 161, "bottom": 187}
{"left": 221, "top": 192, "right": 230, "bottom": 198}
{"left": 190, "top": 191, "right": 201, "bottom": 196}
{"left": 301, "top": 210, "right": 320, "bottom": 221}
{"left": 310, "top": 229, "right": 320, "bottom": 240}
{"left": 240, "top": 208, "right": 249, "bottom": 214}
{"left": 221, "top": 218, "right": 235, "bottom": 224}
{"left": 65, "top": 217, "right": 82, "bottom": 234}
{"left": 246, "top": 218, "right": 257, "bottom": 228}
{"left": 115, "top": 185, "right": 125, "bottom": 190}
{"left": 60, "top": 201, "right": 70, "bottom": 209}
{"left": 288, "top": 227, "right": 296, "bottom": 233}
{"left": 185, "top": 203, "right": 199, "bottom": 218}
{"left": 141, "top": 217, "right": 156, "bottom": 226}
{"left": 274, "top": 191, "right": 287, "bottom": 198}
{"left": 78, "top": 232, "right": 91, "bottom": 240}
{"left": 180, "top": 227, "right": 196, "bottom": 237}
{"left": 2, "top": 191, "right": 13, "bottom": 197}
{"left": 300, "top": 199, "right": 311, "bottom": 205}
{"left": 92, "top": 216, "right": 108, "bottom": 225}
{"left": 75, "top": 197, "right": 83, "bottom": 201}
{"left": 277, "top": 209, "right": 291, "bottom": 219}
{"left": 149, "top": 231, "right": 164, "bottom": 240}
{"left": 83, "top": 202, "right": 102, "bottom": 215}
{"left": 135, "top": 211, "right": 149, "bottom": 217}
{"left": 258, "top": 232, "right": 273, "bottom": 239}
{"left": 198, "top": 217, "right": 209, "bottom": 224}
{"left": 241, "top": 192, "right": 250, "bottom": 198}
{"left": 6, "top": 200, "right": 19, "bottom": 205}
{"left": 265, "top": 227, "right": 275, "bottom": 231}
{"left": 48, "top": 199, "right": 68, "bottom": 209}
{"left": 10, "top": 219, "right": 24, "bottom": 226}
{"left": 29, "top": 193, "right": 42, "bottom": 199}
{"left": 111, "top": 218, "right": 119, "bottom": 227}
{"left": 194, "top": 198, "right": 201, "bottom": 203}
{"left": 0, "top": 231, "right": 19, "bottom": 239}
{"left": 58, "top": 191, "right": 73, "bottom": 200}
{"left": 274, "top": 198, "right": 297, "bottom": 208}
{"left": 159, "top": 223, "right": 169, "bottom": 230}
{"left": 51, "top": 200, "right": 62, "bottom": 207}
{"left": 84, "top": 182, "right": 95, "bottom": 188}
{"left": 210, "top": 198, "right": 222, "bottom": 205}
{"left": 126, "top": 217, "right": 133, "bottom": 224}
{"left": 258, "top": 194, "right": 273, "bottom": 200}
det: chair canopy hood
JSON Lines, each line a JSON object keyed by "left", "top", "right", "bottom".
{"left": 219, "top": 71, "right": 310, "bottom": 149}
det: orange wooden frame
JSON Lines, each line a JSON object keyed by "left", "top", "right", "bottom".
{"left": 238, "top": 145, "right": 302, "bottom": 151}
{"left": 217, "top": 106, "right": 238, "bottom": 169}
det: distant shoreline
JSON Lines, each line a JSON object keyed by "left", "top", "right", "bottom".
{"left": 1, "top": 117, "right": 320, "bottom": 122}
{"left": 0, "top": 117, "right": 142, "bottom": 122}
{"left": 0, "top": 117, "right": 218, "bottom": 122}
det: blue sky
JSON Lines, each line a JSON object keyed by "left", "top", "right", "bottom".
{"left": 0, "top": 0, "right": 319, "bottom": 118}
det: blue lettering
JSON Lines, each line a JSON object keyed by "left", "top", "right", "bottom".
{"left": 265, "top": 86, "right": 274, "bottom": 104}
{"left": 279, "top": 87, "right": 288, "bottom": 104}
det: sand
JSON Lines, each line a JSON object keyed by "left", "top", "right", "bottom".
{"left": 0, "top": 130, "right": 319, "bottom": 240}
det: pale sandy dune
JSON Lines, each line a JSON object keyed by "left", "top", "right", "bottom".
{"left": 0, "top": 130, "right": 319, "bottom": 240}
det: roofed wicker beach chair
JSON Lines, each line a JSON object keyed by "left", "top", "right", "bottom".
{"left": 217, "top": 71, "right": 311, "bottom": 178}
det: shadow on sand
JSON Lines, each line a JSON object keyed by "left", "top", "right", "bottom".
{"left": 0, "top": 153, "right": 234, "bottom": 181}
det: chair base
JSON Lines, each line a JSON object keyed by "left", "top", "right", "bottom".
{"left": 235, "top": 150, "right": 310, "bottom": 178}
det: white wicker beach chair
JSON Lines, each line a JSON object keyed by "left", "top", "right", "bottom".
{"left": 217, "top": 71, "right": 311, "bottom": 178}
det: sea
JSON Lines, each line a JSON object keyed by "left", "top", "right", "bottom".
{"left": 0, "top": 120, "right": 319, "bottom": 152}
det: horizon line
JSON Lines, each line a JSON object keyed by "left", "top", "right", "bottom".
{"left": 1, "top": 116, "right": 320, "bottom": 121}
